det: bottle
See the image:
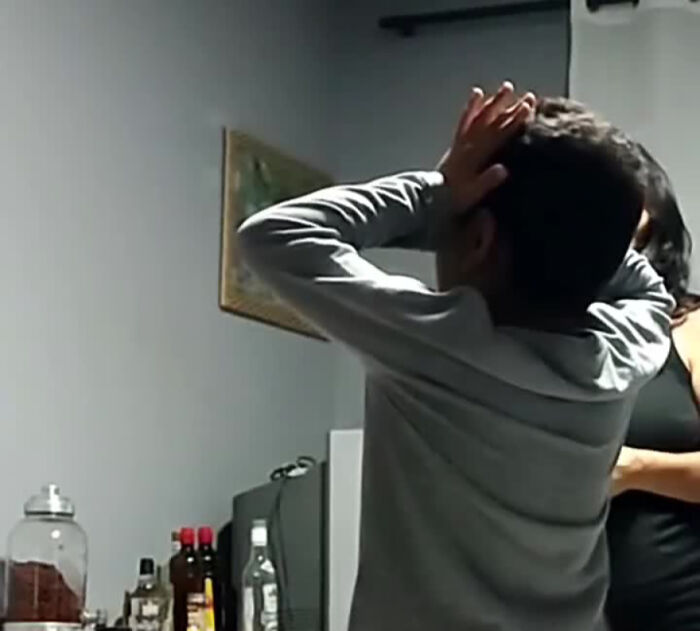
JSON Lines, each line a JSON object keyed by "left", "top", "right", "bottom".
{"left": 216, "top": 523, "right": 234, "bottom": 631}
{"left": 170, "top": 528, "right": 204, "bottom": 631}
{"left": 81, "top": 609, "right": 108, "bottom": 631}
{"left": 129, "top": 558, "right": 168, "bottom": 631}
{"left": 197, "top": 527, "right": 218, "bottom": 631}
{"left": 162, "top": 531, "right": 181, "bottom": 631}
{"left": 240, "top": 520, "right": 278, "bottom": 631}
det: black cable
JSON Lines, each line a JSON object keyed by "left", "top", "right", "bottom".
{"left": 270, "top": 456, "right": 316, "bottom": 481}
{"left": 266, "top": 456, "right": 317, "bottom": 631}
{"left": 268, "top": 478, "right": 290, "bottom": 630}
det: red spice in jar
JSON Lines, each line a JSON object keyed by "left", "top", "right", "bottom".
{"left": 6, "top": 561, "right": 82, "bottom": 623}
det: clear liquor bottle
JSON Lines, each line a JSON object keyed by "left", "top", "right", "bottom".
{"left": 130, "top": 558, "right": 168, "bottom": 631}
{"left": 240, "top": 520, "right": 278, "bottom": 631}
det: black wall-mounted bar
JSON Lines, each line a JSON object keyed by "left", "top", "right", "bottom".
{"left": 587, "top": 0, "right": 638, "bottom": 11}
{"left": 379, "top": 0, "right": 640, "bottom": 37}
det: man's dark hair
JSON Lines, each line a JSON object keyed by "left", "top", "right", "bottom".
{"left": 485, "top": 97, "right": 645, "bottom": 313}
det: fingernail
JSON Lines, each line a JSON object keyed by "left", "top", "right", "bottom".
{"left": 494, "top": 165, "right": 508, "bottom": 181}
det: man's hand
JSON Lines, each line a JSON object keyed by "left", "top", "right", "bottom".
{"left": 438, "top": 81, "right": 536, "bottom": 211}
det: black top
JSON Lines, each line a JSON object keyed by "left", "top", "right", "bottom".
{"left": 607, "top": 343, "right": 700, "bottom": 630}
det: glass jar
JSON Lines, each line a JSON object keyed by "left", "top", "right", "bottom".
{"left": 4, "top": 485, "right": 88, "bottom": 631}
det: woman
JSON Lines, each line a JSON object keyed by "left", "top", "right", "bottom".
{"left": 607, "top": 146, "right": 700, "bottom": 629}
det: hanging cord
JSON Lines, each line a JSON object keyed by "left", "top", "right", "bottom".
{"left": 267, "top": 456, "right": 317, "bottom": 631}
{"left": 269, "top": 455, "right": 316, "bottom": 481}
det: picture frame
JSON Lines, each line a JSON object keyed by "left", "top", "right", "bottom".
{"left": 219, "top": 130, "right": 332, "bottom": 339}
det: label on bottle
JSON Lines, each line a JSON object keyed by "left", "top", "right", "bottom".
{"left": 203, "top": 578, "right": 216, "bottom": 631}
{"left": 187, "top": 592, "right": 206, "bottom": 631}
{"left": 164, "top": 595, "right": 175, "bottom": 631}
{"left": 242, "top": 588, "right": 254, "bottom": 631}
{"left": 261, "top": 584, "right": 278, "bottom": 630}
{"left": 131, "top": 597, "right": 163, "bottom": 631}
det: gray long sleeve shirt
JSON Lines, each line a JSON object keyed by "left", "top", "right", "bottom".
{"left": 238, "top": 171, "right": 673, "bottom": 631}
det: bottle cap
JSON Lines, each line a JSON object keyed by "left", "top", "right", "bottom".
{"left": 198, "top": 526, "right": 214, "bottom": 546}
{"left": 251, "top": 519, "right": 268, "bottom": 546}
{"left": 24, "top": 484, "right": 75, "bottom": 517}
{"left": 139, "top": 558, "right": 155, "bottom": 576}
{"left": 180, "top": 527, "right": 195, "bottom": 546}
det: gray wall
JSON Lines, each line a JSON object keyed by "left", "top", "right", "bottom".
{"left": 330, "top": 0, "right": 569, "bottom": 428}
{"left": 0, "top": 0, "right": 336, "bottom": 612}
{"left": 332, "top": 0, "right": 569, "bottom": 178}
{"left": 0, "top": 0, "right": 570, "bottom": 612}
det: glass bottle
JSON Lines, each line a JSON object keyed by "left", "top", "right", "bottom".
{"left": 129, "top": 558, "right": 168, "bottom": 631}
{"left": 170, "top": 529, "right": 203, "bottom": 631}
{"left": 240, "top": 520, "right": 278, "bottom": 631}
{"left": 197, "top": 527, "right": 218, "bottom": 631}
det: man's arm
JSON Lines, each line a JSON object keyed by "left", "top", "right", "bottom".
{"left": 239, "top": 84, "right": 534, "bottom": 370}
{"left": 589, "top": 249, "right": 674, "bottom": 388}
{"left": 238, "top": 171, "right": 488, "bottom": 368}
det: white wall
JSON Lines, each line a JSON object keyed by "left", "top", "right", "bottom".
{"left": 570, "top": 0, "right": 700, "bottom": 283}
{"left": 330, "top": 0, "right": 570, "bottom": 428}
{"left": 0, "top": 0, "right": 336, "bottom": 613}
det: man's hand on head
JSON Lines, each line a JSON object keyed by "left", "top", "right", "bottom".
{"left": 438, "top": 81, "right": 536, "bottom": 212}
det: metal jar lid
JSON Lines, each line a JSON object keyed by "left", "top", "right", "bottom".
{"left": 24, "top": 484, "right": 75, "bottom": 518}
{"left": 4, "top": 623, "right": 83, "bottom": 631}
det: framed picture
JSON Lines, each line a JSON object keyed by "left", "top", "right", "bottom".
{"left": 219, "top": 130, "right": 332, "bottom": 339}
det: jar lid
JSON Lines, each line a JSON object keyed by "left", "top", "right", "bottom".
{"left": 24, "top": 484, "right": 75, "bottom": 517}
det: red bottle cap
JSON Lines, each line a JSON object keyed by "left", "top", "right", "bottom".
{"left": 180, "top": 527, "right": 195, "bottom": 546}
{"left": 198, "top": 526, "right": 214, "bottom": 546}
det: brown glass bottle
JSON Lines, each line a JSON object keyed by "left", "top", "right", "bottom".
{"left": 170, "top": 528, "right": 203, "bottom": 631}
{"left": 197, "top": 527, "right": 219, "bottom": 631}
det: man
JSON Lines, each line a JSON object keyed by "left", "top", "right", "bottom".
{"left": 238, "top": 84, "right": 673, "bottom": 630}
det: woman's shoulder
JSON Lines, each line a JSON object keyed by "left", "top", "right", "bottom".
{"left": 678, "top": 306, "right": 700, "bottom": 332}
{"left": 673, "top": 307, "right": 700, "bottom": 373}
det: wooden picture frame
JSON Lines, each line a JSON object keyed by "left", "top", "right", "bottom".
{"left": 219, "top": 130, "right": 332, "bottom": 339}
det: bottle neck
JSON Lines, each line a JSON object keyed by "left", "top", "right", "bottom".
{"left": 250, "top": 542, "right": 269, "bottom": 556}
{"left": 138, "top": 573, "right": 156, "bottom": 587}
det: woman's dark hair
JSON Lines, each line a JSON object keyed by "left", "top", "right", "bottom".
{"left": 636, "top": 144, "right": 700, "bottom": 321}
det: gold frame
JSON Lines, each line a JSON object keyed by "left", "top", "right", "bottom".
{"left": 219, "top": 130, "right": 332, "bottom": 339}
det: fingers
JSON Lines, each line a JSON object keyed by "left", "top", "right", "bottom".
{"left": 503, "top": 99, "right": 533, "bottom": 130}
{"left": 522, "top": 91, "right": 537, "bottom": 109}
{"left": 444, "top": 81, "right": 535, "bottom": 210}
{"left": 455, "top": 87, "right": 485, "bottom": 142}
{"left": 494, "top": 91, "right": 536, "bottom": 128}
{"left": 454, "top": 82, "right": 535, "bottom": 145}
{"left": 471, "top": 81, "right": 515, "bottom": 129}
{"left": 487, "top": 90, "right": 536, "bottom": 152}
{"left": 487, "top": 81, "right": 517, "bottom": 120}
{"left": 493, "top": 98, "right": 535, "bottom": 143}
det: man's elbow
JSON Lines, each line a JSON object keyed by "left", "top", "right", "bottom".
{"left": 237, "top": 214, "right": 269, "bottom": 270}
{"left": 237, "top": 211, "right": 295, "bottom": 275}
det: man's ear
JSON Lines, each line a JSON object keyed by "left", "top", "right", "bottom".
{"left": 460, "top": 208, "right": 497, "bottom": 274}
